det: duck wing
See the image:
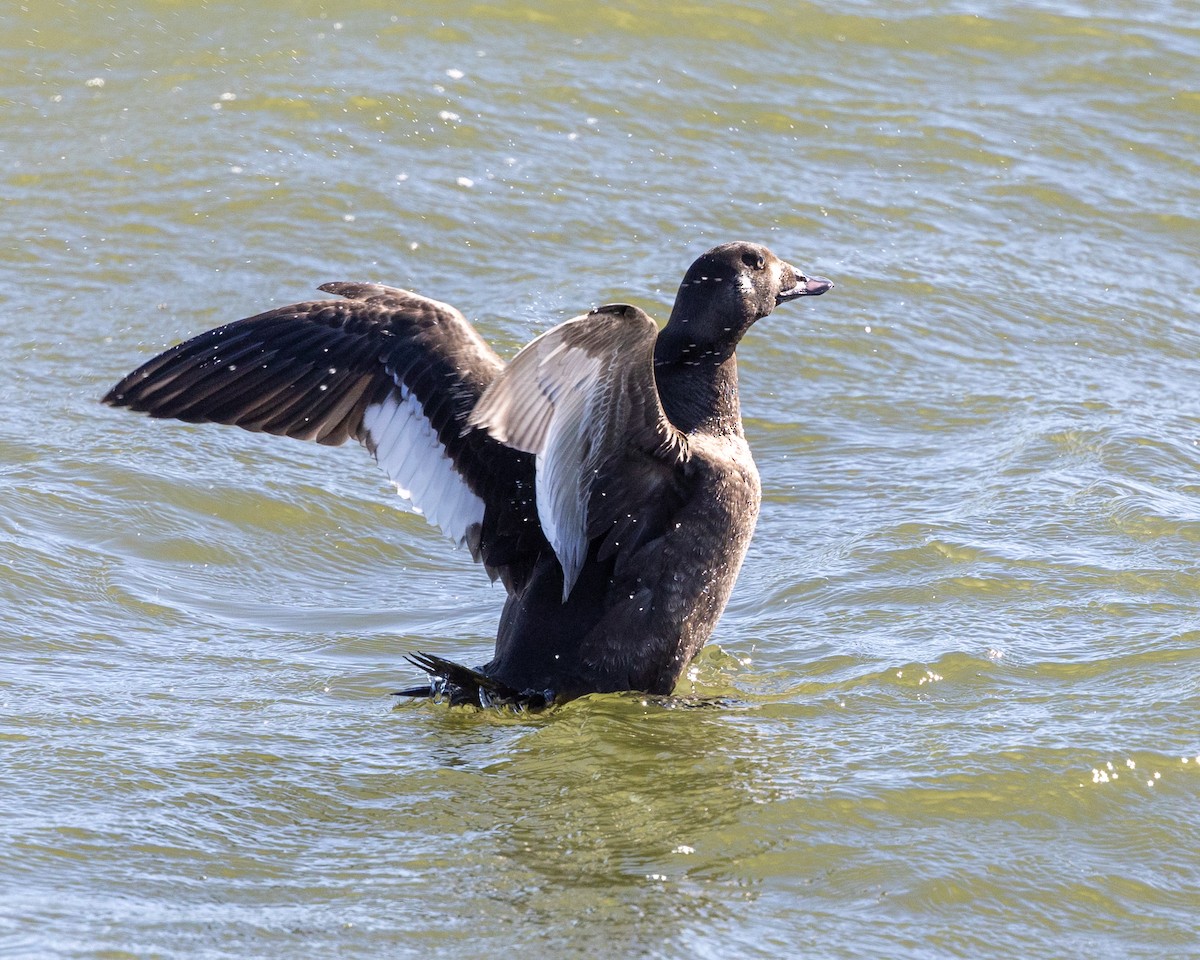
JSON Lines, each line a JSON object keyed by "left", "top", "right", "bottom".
{"left": 103, "top": 283, "right": 542, "bottom": 587}
{"left": 468, "top": 303, "right": 689, "bottom": 600}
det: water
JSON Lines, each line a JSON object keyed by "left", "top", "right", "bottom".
{"left": 4, "top": 1, "right": 1199, "bottom": 956}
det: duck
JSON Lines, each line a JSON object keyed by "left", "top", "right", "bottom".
{"left": 103, "top": 241, "right": 833, "bottom": 707}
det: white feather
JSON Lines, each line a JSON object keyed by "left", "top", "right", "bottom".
{"left": 362, "top": 386, "right": 485, "bottom": 549}
{"left": 470, "top": 306, "right": 678, "bottom": 601}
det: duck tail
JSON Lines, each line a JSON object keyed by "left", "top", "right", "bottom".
{"left": 396, "top": 652, "right": 551, "bottom": 710}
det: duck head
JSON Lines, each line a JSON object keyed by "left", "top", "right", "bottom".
{"left": 661, "top": 241, "right": 832, "bottom": 365}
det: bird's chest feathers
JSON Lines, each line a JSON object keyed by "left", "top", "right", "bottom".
{"left": 681, "top": 433, "right": 762, "bottom": 544}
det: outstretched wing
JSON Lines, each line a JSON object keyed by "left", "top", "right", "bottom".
{"left": 469, "top": 303, "right": 689, "bottom": 599}
{"left": 103, "top": 283, "right": 543, "bottom": 588}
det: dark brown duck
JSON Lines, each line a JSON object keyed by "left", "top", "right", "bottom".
{"left": 104, "top": 241, "right": 833, "bottom": 706}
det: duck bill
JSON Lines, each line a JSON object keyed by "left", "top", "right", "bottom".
{"left": 778, "top": 267, "right": 833, "bottom": 303}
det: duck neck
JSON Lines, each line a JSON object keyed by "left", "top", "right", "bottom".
{"left": 652, "top": 347, "right": 744, "bottom": 437}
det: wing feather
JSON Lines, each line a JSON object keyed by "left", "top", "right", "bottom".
{"left": 469, "top": 303, "right": 688, "bottom": 599}
{"left": 104, "top": 284, "right": 541, "bottom": 585}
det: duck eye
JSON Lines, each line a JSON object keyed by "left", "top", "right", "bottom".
{"left": 742, "top": 252, "right": 766, "bottom": 270}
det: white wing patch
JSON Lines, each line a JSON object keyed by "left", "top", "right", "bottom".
{"left": 531, "top": 349, "right": 603, "bottom": 600}
{"left": 470, "top": 308, "right": 664, "bottom": 601}
{"left": 363, "top": 384, "right": 485, "bottom": 556}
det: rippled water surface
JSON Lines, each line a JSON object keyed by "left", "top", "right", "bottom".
{"left": 4, "top": 1, "right": 1199, "bottom": 957}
